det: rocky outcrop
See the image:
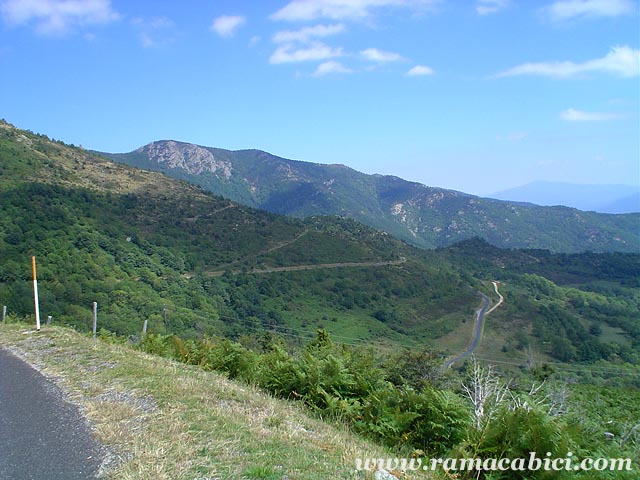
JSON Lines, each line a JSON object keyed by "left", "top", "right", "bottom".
{"left": 138, "top": 141, "right": 232, "bottom": 178}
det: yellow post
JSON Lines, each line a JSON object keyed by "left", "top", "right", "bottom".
{"left": 32, "top": 256, "right": 41, "bottom": 331}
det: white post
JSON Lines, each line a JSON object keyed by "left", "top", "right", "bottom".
{"left": 47, "top": 315, "right": 52, "bottom": 325}
{"left": 32, "top": 256, "right": 41, "bottom": 331}
{"left": 142, "top": 319, "right": 148, "bottom": 334}
{"left": 2, "top": 306, "right": 6, "bottom": 322}
{"left": 92, "top": 302, "right": 98, "bottom": 338}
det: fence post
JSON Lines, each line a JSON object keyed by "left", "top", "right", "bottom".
{"left": 32, "top": 256, "right": 41, "bottom": 331}
{"left": 47, "top": 315, "right": 52, "bottom": 325}
{"left": 92, "top": 302, "right": 98, "bottom": 338}
{"left": 2, "top": 306, "right": 6, "bottom": 322}
{"left": 142, "top": 319, "right": 148, "bottom": 335}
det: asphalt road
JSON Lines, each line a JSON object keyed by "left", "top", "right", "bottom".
{"left": 0, "top": 348, "right": 104, "bottom": 480}
{"left": 443, "top": 292, "right": 491, "bottom": 369}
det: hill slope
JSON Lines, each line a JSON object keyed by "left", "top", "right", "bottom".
{"left": 1, "top": 120, "right": 638, "bottom": 366}
{"left": 104, "top": 141, "right": 639, "bottom": 253}
{"left": 0, "top": 324, "right": 402, "bottom": 480}
{"left": 0, "top": 120, "right": 478, "bottom": 345}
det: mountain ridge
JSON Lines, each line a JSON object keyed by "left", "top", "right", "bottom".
{"left": 103, "top": 140, "right": 639, "bottom": 253}
{"left": 1, "top": 119, "right": 638, "bottom": 370}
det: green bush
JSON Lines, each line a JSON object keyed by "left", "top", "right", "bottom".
{"left": 456, "top": 406, "right": 571, "bottom": 479}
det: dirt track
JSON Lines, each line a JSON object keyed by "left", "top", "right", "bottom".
{"left": 206, "top": 257, "right": 407, "bottom": 277}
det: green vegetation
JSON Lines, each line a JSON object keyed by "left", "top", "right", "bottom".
{"left": 105, "top": 140, "right": 639, "bottom": 253}
{"left": 1, "top": 119, "right": 638, "bottom": 365}
{"left": 442, "top": 238, "right": 640, "bottom": 367}
{"left": 0, "top": 120, "right": 477, "bottom": 345}
{"left": 0, "top": 324, "right": 402, "bottom": 480}
{"left": 135, "top": 328, "right": 639, "bottom": 479}
{"left": 1, "top": 120, "right": 639, "bottom": 478}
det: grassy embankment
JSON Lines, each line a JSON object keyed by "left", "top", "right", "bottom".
{"left": 0, "top": 322, "right": 437, "bottom": 480}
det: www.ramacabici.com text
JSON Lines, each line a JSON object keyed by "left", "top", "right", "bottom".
{"left": 356, "top": 452, "right": 633, "bottom": 474}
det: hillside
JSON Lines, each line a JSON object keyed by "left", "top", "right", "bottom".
{"left": 440, "top": 238, "right": 640, "bottom": 366}
{"left": 0, "top": 120, "right": 478, "bottom": 345}
{"left": 1, "top": 120, "right": 639, "bottom": 480}
{"left": 1, "top": 120, "right": 639, "bottom": 367}
{"left": 104, "top": 140, "right": 639, "bottom": 253}
{"left": 0, "top": 324, "right": 404, "bottom": 480}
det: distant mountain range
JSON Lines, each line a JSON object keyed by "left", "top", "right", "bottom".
{"left": 490, "top": 181, "right": 639, "bottom": 214}
{"left": 103, "top": 141, "right": 639, "bottom": 253}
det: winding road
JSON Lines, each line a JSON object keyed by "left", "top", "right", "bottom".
{"left": 443, "top": 281, "right": 504, "bottom": 369}
{"left": 0, "top": 348, "right": 105, "bottom": 479}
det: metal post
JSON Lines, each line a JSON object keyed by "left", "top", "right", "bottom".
{"left": 142, "top": 319, "right": 148, "bottom": 335}
{"left": 92, "top": 302, "right": 98, "bottom": 338}
{"left": 32, "top": 256, "right": 41, "bottom": 331}
{"left": 2, "top": 306, "right": 6, "bottom": 322}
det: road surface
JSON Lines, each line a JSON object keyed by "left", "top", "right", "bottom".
{"left": 0, "top": 347, "right": 104, "bottom": 479}
{"left": 443, "top": 282, "right": 504, "bottom": 369}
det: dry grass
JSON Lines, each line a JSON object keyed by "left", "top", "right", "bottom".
{"left": 0, "top": 323, "right": 435, "bottom": 480}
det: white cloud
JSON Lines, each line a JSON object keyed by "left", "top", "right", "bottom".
{"left": 210, "top": 15, "right": 246, "bottom": 38}
{"left": 271, "top": 0, "right": 438, "bottom": 22}
{"left": 546, "top": 0, "right": 635, "bottom": 21}
{"left": 496, "top": 46, "right": 640, "bottom": 78}
{"left": 407, "top": 64, "right": 434, "bottom": 76}
{"left": 273, "top": 23, "right": 345, "bottom": 43}
{"left": 477, "top": 0, "right": 510, "bottom": 15}
{"left": 132, "top": 16, "right": 176, "bottom": 48}
{"left": 270, "top": 41, "right": 343, "bottom": 64}
{"left": 560, "top": 108, "right": 622, "bottom": 121}
{"left": 361, "top": 47, "right": 404, "bottom": 62}
{"left": 0, "top": 0, "right": 119, "bottom": 34}
{"left": 312, "top": 60, "right": 353, "bottom": 76}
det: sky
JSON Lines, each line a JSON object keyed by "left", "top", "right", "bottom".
{"left": 0, "top": 0, "right": 638, "bottom": 196}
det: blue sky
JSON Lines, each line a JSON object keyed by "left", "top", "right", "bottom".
{"left": 0, "top": 0, "right": 638, "bottom": 195}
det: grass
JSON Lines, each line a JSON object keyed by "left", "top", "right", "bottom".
{"left": 0, "top": 323, "right": 435, "bottom": 480}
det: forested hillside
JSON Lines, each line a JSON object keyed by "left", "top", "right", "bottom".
{"left": 2, "top": 120, "right": 639, "bottom": 479}
{"left": 0, "top": 120, "right": 477, "bottom": 344}
{"left": 1, "top": 119, "right": 638, "bottom": 366}
{"left": 104, "top": 140, "right": 639, "bottom": 252}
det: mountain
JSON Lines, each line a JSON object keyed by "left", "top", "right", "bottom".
{"left": 103, "top": 141, "right": 639, "bottom": 253}
{"left": 490, "top": 181, "right": 640, "bottom": 214}
{"left": 3, "top": 122, "right": 638, "bottom": 480}
{"left": 0, "top": 120, "right": 480, "bottom": 345}
{"left": 1, "top": 120, "right": 638, "bottom": 369}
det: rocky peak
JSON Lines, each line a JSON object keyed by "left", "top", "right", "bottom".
{"left": 138, "top": 141, "right": 232, "bottom": 178}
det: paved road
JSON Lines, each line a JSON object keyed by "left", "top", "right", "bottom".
{"left": 0, "top": 348, "right": 104, "bottom": 480}
{"left": 443, "top": 282, "right": 504, "bottom": 369}
{"left": 443, "top": 293, "right": 491, "bottom": 369}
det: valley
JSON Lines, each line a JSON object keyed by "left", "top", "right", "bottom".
{"left": 0, "top": 119, "right": 638, "bottom": 479}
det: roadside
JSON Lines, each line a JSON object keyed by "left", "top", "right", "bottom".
{"left": 0, "top": 324, "right": 431, "bottom": 480}
{"left": 0, "top": 347, "right": 105, "bottom": 479}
